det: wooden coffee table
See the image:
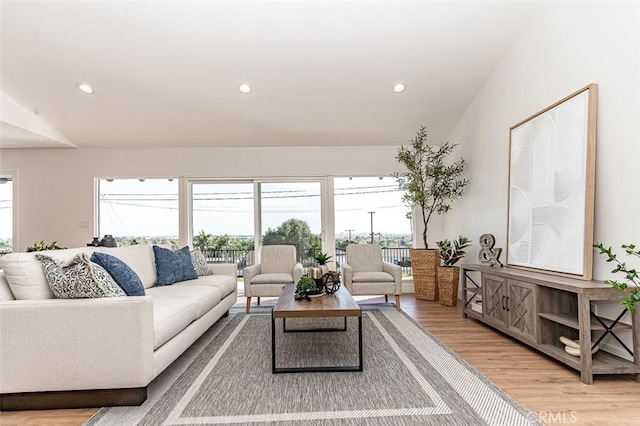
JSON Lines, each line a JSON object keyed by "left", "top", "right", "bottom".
{"left": 271, "top": 283, "right": 363, "bottom": 373}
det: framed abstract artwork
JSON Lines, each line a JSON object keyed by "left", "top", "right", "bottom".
{"left": 507, "top": 84, "right": 598, "bottom": 280}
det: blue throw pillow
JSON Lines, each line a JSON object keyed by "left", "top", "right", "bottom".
{"left": 153, "top": 245, "right": 198, "bottom": 286}
{"left": 91, "top": 252, "right": 145, "bottom": 296}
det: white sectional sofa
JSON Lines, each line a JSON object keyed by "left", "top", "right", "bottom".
{"left": 0, "top": 244, "right": 237, "bottom": 410}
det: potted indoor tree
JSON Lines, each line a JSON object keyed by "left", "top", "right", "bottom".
{"left": 436, "top": 236, "right": 472, "bottom": 306}
{"left": 394, "top": 126, "right": 470, "bottom": 300}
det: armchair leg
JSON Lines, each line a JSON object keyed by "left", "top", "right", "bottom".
{"left": 257, "top": 297, "right": 261, "bottom": 306}
{"left": 385, "top": 295, "right": 388, "bottom": 303}
{"left": 246, "top": 297, "right": 251, "bottom": 314}
{"left": 395, "top": 295, "right": 401, "bottom": 311}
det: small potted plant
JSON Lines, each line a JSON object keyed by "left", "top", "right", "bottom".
{"left": 313, "top": 251, "right": 333, "bottom": 273}
{"left": 436, "top": 236, "right": 472, "bottom": 306}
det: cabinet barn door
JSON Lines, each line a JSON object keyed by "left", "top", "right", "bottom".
{"left": 507, "top": 279, "right": 537, "bottom": 342}
{"left": 482, "top": 274, "right": 507, "bottom": 327}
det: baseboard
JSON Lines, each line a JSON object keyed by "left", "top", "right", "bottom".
{"left": 0, "top": 387, "right": 147, "bottom": 411}
{"left": 402, "top": 279, "right": 414, "bottom": 294}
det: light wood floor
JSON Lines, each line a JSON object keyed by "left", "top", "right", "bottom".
{"left": 2, "top": 295, "right": 639, "bottom": 426}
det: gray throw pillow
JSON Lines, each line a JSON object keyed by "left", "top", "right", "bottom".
{"left": 153, "top": 245, "right": 198, "bottom": 286}
{"left": 36, "top": 253, "right": 126, "bottom": 298}
{"left": 191, "top": 248, "right": 213, "bottom": 276}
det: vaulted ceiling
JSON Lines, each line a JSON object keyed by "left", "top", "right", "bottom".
{"left": 0, "top": 1, "right": 536, "bottom": 149}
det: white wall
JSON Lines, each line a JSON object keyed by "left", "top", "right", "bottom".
{"left": 445, "top": 1, "right": 640, "bottom": 278}
{"left": 444, "top": 1, "right": 640, "bottom": 357}
{"left": 0, "top": 145, "right": 405, "bottom": 251}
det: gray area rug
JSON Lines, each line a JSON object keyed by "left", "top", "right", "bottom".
{"left": 86, "top": 306, "right": 539, "bottom": 425}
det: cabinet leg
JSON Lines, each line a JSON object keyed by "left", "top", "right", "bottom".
{"left": 578, "top": 294, "right": 593, "bottom": 385}
{"left": 633, "top": 306, "right": 640, "bottom": 381}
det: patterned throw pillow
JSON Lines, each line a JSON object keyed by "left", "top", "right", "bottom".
{"left": 90, "top": 252, "right": 145, "bottom": 296}
{"left": 36, "top": 253, "right": 126, "bottom": 298}
{"left": 191, "top": 248, "right": 213, "bottom": 276}
{"left": 153, "top": 245, "right": 199, "bottom": 286}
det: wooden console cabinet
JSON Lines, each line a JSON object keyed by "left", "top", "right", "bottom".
{"left": 460, "top": 264, "right": 640, "bottom": 384}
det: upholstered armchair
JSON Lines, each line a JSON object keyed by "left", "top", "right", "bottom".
{"left": 341, "top": 244, "right": 402, "bottom": 310}
{"left": 242, "top": 245, "right": 303, "bottom": 313}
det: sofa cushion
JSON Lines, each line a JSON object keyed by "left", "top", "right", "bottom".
{"left": 90, "top": 252, "right": 145, "bottom": 296}
{"left": 147, "top": 285, "right": 222, "bottom": 318}
{"left": 146, "top": 293, "right": 198, "bottom": 349}
{"left": 251, "top": 273, "right": 294, "bottom": 284}
{"left": 36, "top": 253, "right": 126, "bottom": 298}
{"left": 175, "top": 274, "right": 236, "bottom": 298}
{"left": 0, "top": 248, "right": 95, "bottom": 300}
{"left": 146, "top": 285, "right": 222, "bottom": 349}
{"left": 153, "top": 246, "right": 198, "bottom": 286}
{"left": 352, "top": 271, "right": 395, "bottom": 283}
{"left": 0, "top": 272, "right": 15, "bottom": 301}
{"left": 95, "top": 244, "right": 158, "bottom": 290}
{"left": 190, "top": 248, "right": 213, "bottom": 276}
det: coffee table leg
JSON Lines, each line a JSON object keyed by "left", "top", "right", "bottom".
{"left": 271, "top": 312, "right": 276, "bottom": 373}
{"left": 272, "top": 314, "right": 363, "bottom": 374}
{"left": 358, "top": 315, "right": 363, "bottom": 371}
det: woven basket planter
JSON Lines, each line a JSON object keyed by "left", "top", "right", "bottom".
{"left": 437, "top": 266, "right": 460, "bottom": 306}
{"left": 411, "top": 249, "right": 439, "bottom": 300}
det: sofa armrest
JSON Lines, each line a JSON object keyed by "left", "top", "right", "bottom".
{"left": 208, "top": 263, "right": 236, "bottom": 277}
{"left": 293, "top": 263, "right": 303, "bottom": 284}
{"left": 0, "top": 297, "right": 154, "bottom": 394}
{"left": 383, "top": 262, "right": 403, "bottom": 294}
{"left": 341, "top": 263, "right": 354, "bottom": 293}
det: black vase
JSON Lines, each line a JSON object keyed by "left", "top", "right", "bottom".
{"left": 99, "top": 234, "right": 117, "bottom": 247}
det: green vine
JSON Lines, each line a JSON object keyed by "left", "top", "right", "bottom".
{"left": 593, "top": 242, "right": 640, "bottom": 312}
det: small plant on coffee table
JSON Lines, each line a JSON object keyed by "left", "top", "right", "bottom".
{"left": 313, "top": 251, "right": 333, "bottom": 266}
{"left": 296, "top": 276, "right": 317, "bottom": 293}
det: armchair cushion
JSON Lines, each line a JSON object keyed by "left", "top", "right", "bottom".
{"left": 251, "top": 273, "right": 294, "bottom": 284}
{"left": 260, "top": 245, "right": 296, "bottom": 274}
{"left": 352, "top": 271, "right": 395, "bottom": 283}
{"left": 346, "top": 244, "right": 383, "bottom": 272}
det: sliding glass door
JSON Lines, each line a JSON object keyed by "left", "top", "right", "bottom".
{"left": 259, "top": 181, "right": 322, "bottom": 266}
{"left": 191, "top": 182, "right": 255, "bottom": 274}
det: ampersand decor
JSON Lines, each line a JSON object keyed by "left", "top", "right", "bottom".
{"left": 479, "top": 233, "right": 503, "bottom": 267}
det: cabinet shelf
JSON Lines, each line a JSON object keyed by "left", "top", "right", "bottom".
{"left": 463, "top": 286, "right": 481, "bottom": 294}
{"left": 539, "top": 344, "right": 640, "bottom": 374}
{"left": 538, "top": 312, "right": 632, "bottom": 331}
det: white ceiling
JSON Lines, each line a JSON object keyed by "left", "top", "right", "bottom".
{"left": 0, "top": 1, "right": 536, "bottom": 149}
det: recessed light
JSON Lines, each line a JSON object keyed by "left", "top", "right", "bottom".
{"left": 393, "top": 83, "right": 406, "bottom": 93}
{"left": 76, "top": 83, "right": 94, "bottom": 94}
{"left": 239, "top": 84, "right": 252, "bottom": 94}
